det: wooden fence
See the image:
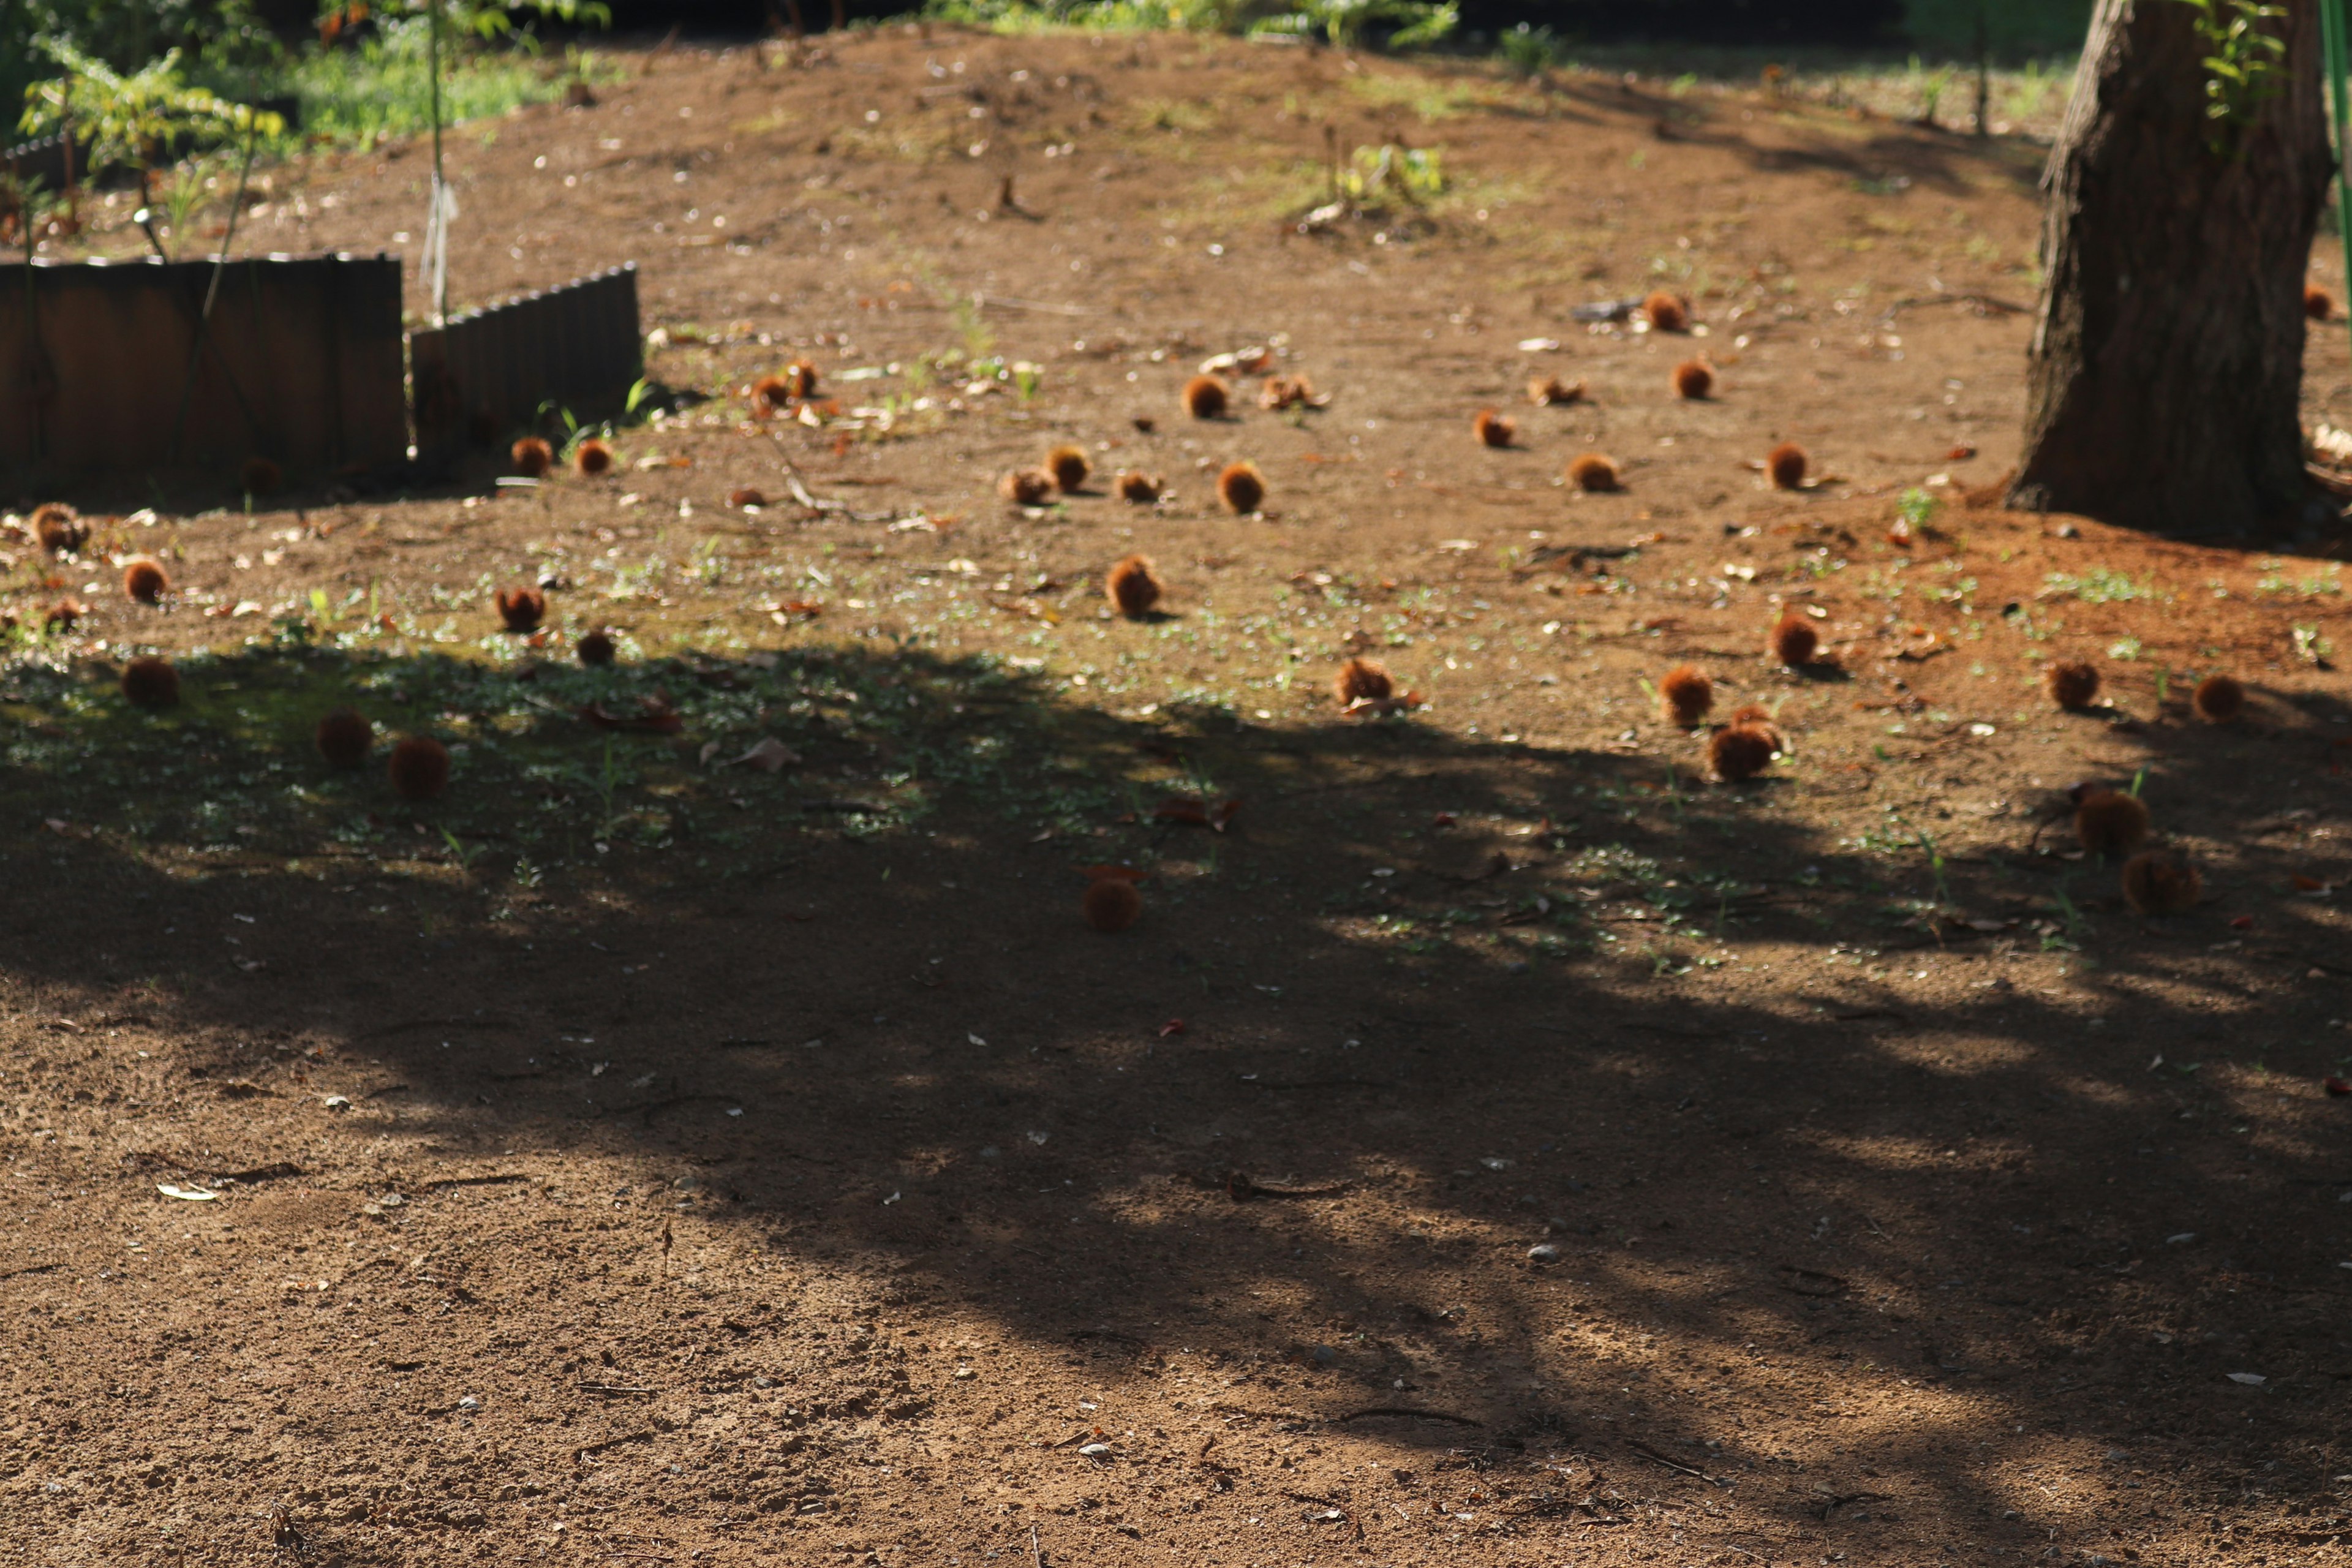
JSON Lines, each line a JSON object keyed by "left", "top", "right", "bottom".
{"left": 0, "top": 251, "right": 409, "bottom": 483}
{"left": 409, "top": 264, "right": 643, "bottom": 459}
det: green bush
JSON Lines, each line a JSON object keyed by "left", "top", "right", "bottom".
{"left": 4, "top": 2, "right": 281, "bottom": 141}
{"left": 287, "top": 21, "right": 574, "bottom": 144}
{"left": 917, "top": 0, "right": 1455, "bottom": 48}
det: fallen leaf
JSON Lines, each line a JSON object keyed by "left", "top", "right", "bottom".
{"left": 2326, "top": 1077, "right": 2351, "bottom": 1098}
{"left": 1342, "top": 692, "right": 1423, "bottom": 717}
{"left": 577, "top": 700, "right": 684, "bottom": 735}
{"left": 156, "top": 1183, "right": 220, "bottom": 1202}
{"left": 730, "top": 737, "right": 802, "bottom": 773}
{"left": 1158, "top": 1019, "right": 1188, "bottom": 1038}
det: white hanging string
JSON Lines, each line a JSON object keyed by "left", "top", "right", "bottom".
{"left": 423, "top": 174, "right": 457, "bottom": 328}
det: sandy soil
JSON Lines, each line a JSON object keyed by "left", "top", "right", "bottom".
{"left": 4, "top": 26, "right": 2351, "bottom": 1568}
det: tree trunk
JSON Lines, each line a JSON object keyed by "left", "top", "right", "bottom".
{"left": 2009, "top": 0, "right": 2332, "bottom": 535}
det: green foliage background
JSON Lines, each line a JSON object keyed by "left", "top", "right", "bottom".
{"left": 4, "top": 0, "right": 282, "bottom": 138}
{"left": 1901, "top": 0, "right": 2094, "bottom": 58}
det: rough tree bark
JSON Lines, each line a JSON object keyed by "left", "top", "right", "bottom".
{"left": 2009, "top": 0, "right": 2332, "bottom": 535}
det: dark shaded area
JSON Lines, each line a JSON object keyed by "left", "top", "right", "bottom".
{"left": 5, "top": 636, "right": 2350, "bottom": 1554}
{"left": 589, "top": 0, "right": 1909, "bottom": 45}
{"left": 1467, "top": 0, "right": 1903, "bottom": 44}
{"left": 1558, "top": 70, "right": 2051, "bottom": 197}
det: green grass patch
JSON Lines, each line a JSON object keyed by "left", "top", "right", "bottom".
{"left": 284, "top": 35, "right": 616, "bottom": 146}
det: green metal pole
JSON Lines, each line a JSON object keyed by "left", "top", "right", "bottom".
{"left": 2323, "top": 0, "right": 2352, "bottom": 347}
{"left": 428, "top": 0, "right": 447, "bottom": 326}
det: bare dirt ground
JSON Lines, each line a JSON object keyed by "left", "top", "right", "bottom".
{"left": 5, "top": 26, "right": 2352, "bottom": 1568}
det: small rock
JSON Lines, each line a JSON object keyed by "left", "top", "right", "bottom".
{"left": 1078, "top": 1442, "right": 1112, "bottom": 1460}
{"left": 1527, "top": 1243, "right": 1562, "bottom": 1264}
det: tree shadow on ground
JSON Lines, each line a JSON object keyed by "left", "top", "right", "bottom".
{"left": 5, "top": 635, "right": 2348, "bottom": 1558}
{"left": 1558, "top": 77, "right": 2050, "bottom": 198}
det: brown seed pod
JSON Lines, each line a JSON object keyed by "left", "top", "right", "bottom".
{"left": 1765, "top": 440, "right": 1808, "bottom": 489}
{"left": 511, "top": 437, "right": 554, "bottom": 477}
{"left": 31, "top": 503, "right": 86, "bottom": 554}
{"left": 1182, "top": 374, "right": 1229, "bottom": 419}
{"left": 1258, "top": 374, "right": 1317, "bottom": 410}
{"left": 784, "top": 360, "right": 820, "bottom": 399}
{"left": 1115, "top": 470, "right": 1164, "bottom": 503}
{"left": 2191, "top": 674, "right": 2243, "bottom": 723}
{"left": 998, "top": 467, "right": 1055, "bottom": 506}
{"left": 1045, "top": 443, "right": 1091, "bottom": 492}
{"left": 495, "top": 585, "right": 546, "bottom": 633}
{"left": 315, "top": 708, "right": 374, "bottom": 769}
{"left": 1768, "top": 614, "right": 1818, "bottom": 666}
{"left": 574, "top": 438, "right": 614, "bottom": 477}
{"left": 121, "top": 558, "right": 168, "bottom": 604}
{"left": 1566, "top": 452, "right": 1620, "bottom": 492}
{"left": 388, "top": 736, "right": 451, "bottom": 802}
{"left": 44, "top": 598, "right": 85, "bottom": 631}
{"left": 1217, "top": 460, "right": 1266, "bottom": 514}
{"left": 1105, "top": 554, "right": 1163, "bottom": 619}
{"left": 1334, "top": 657, "right": 1393, "bottom": 707}
{"left": 1659, "top": 664, "right": 1713, "bottom": 728}
{"left": 1709, "top": 722, "right": 1777, "bottom": 782}
{"left": 2075, "top": 788, "right": 2152, "bottom": 857}
{"left": 241, "top": 456, "right": 282, "bottom": 496}
{"left": 750, "top": 374, "right": 795, "bottom": 417}
{"left": 1724, "top": 704, "right": 1784, "bottom": 750}
{"left": 1642, "top": 290, "right": 1690, "bottom": 333}
{"left": 1082, "top": 875, "right": 1144, "bottom": 933}
{"left": 1672, "top": 359, "right": 1713, "bottom": 399}
{"left": 1528, "top": 375, "right": 1585, "bottom": 406}
{"left": 729, "top": 486, "right": 768, "bottom": 508}
{"left": 2121, "top": 849, "right": 2201, "bottom": 915}
{"left": 577, "top": 628, "right": 617, "bottom": 667}
{"left": 120, "top": 654, "right": 179, "bottom": 708}
{"left": 2045, "top": 660, "right": 2101, "bottom": 710}
{"left": 2307, "top": 283, "right": 2335, "bottom": 322}
{"left": 1472, "top": 409, "right": 1515, "bottom": 448}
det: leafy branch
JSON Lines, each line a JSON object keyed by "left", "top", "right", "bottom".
{"left": 1246, "top": 0, "right": 1457, "bottom": 51}
{"left": 2167, "top": 0, "right": 2288, "bottom": 153}
{"left": 18, "top": 41, "right": 285, "bottom": 167}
